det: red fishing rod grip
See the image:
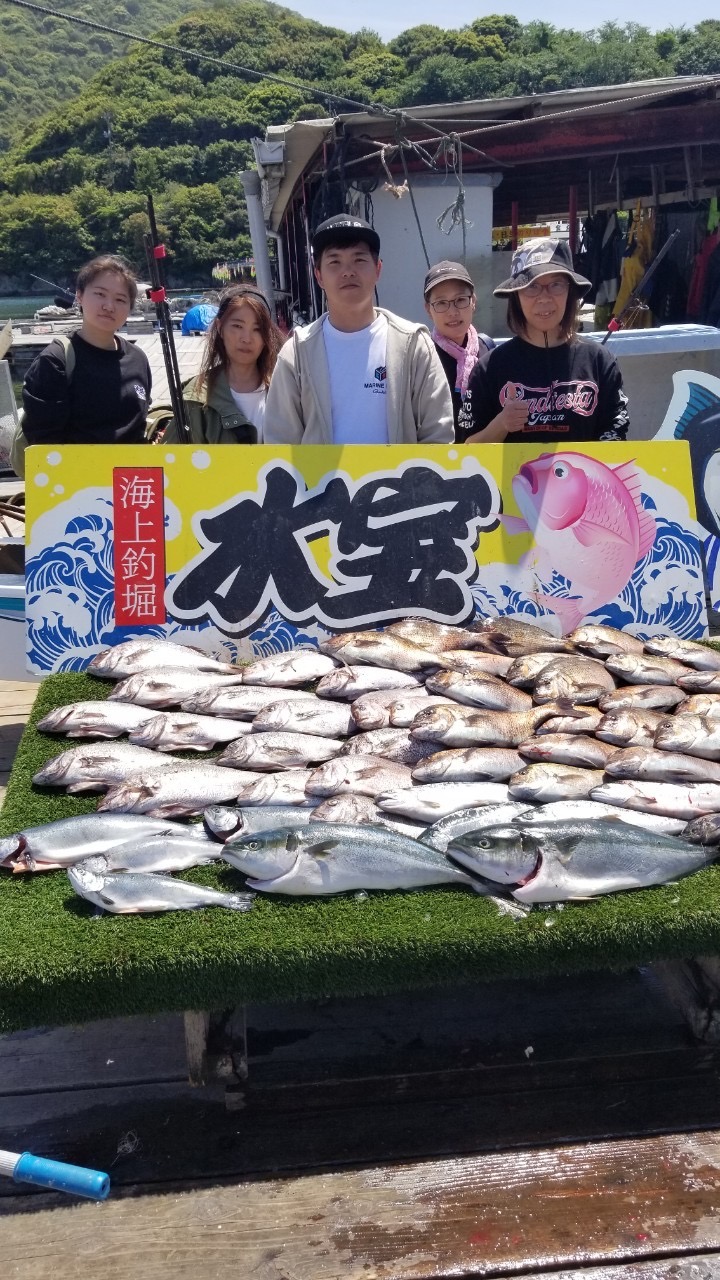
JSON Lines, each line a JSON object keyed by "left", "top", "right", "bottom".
{"left": 606, "top": 317, "right": 620, "bottom": 332}
{"left": 153, "top": 244, "right": 167, "bottom": 259}
{"left": 149, "top": 288, "right": 166, "bottom": 303}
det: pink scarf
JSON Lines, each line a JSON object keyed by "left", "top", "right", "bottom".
{"left": 432, "top": 324, "right": 481, "bottom": 395}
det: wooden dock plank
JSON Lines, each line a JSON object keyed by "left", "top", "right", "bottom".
{"left": 3, "top": 1130, "right": 720, "bottom": 1279}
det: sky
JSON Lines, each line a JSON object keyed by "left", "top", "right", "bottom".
{"left": 289, "top": 1, "right": 720, "bottom": 40}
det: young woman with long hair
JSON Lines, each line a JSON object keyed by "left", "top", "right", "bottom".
{"left": 164, "top": 285, "right": 284, "bottom": 444}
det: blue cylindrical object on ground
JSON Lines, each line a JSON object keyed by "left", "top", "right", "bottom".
{"left": 12, "top": 1153, "right": 110, "bottom": 1200}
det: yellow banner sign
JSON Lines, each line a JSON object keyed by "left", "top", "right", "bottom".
{"left": 25, "top": 442, "right": 708, "bottom": 672}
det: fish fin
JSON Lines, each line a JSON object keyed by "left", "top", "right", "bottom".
{"left": 499, "top": 513, "right": 531, "bottom": 535}
{"left": 532, "top": 594, "right": 587, "bottom": 633}
{"left": 611, "top": 461, "right": 657, "bottom": 558}
{"left": 572, "top": 519, "right": 627, "bottom": 548}
{"left": 552, "top": 698, "right": 588, "bottom": 719}
{"left": 306, "top": 840, "right": 338, "bottom": 858}
{"left": 228, "top": 893, "right": 255, "bottom": 912}
{"left": 673, "top": 382, "right": 720, "bottom": 439}
{"left": 97, "top": 893, "right": 115, "bottom": 907}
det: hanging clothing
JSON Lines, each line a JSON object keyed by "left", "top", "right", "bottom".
{"left": 612, "top": 207, "right": 655, "bottom": 331}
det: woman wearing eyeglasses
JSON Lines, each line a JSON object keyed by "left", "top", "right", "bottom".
{"left": 459, "top": 238, "right": 629, "bottom": 444}
{"left": 423, "top": 261, "right": 494, "bottom": 438}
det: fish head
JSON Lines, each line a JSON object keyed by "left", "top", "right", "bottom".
{"left": 68, "top": 861, "right": 107, "bottom": 892}
{"left": 512, "top": 453, "right": 588, "bottom": 532}
{"left": 220, "top": 830, "right": 301, "bottom": 878}
{"left": 0, "top": 833, "right": 24, "bottom": 867}
{"left": 203, "top": 805, "right": 245, "bottom": 841}
{"left": 654, "top": 716, "right": 699, "bottom": 751}
{"left": 449, "top": 825, "right": 539, "bottom": 884}
{"left": 410, "top": 706, "right": 457, "bottom": 735}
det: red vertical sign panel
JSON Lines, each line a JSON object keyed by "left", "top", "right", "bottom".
{"left": 112, "top": 467, "right": 167, "bottom": 626}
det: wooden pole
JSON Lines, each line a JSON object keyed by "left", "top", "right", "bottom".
{"left": 568, "top": 185, "right": 578, "bottom": 255}
{"left": 511, "top": 200, "right": 519, "bottom": 250}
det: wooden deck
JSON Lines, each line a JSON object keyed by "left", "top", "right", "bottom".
{"left": 5, "top": 678, "right": 720, "bottom": 1277}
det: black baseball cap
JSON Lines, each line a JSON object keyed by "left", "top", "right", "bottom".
{"left": 311, "top": 214, "right": 381, "bottom": 259}
{"left": 424, "top": 260, "right": 475, "bottom": 296}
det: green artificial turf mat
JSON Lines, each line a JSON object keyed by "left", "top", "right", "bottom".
{"left": 3, "top": 672, "right": 720, "bottom": 1033}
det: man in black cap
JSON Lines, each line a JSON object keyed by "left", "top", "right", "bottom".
{"left": 265, "top": 214, "right": 453, "bottom": 444}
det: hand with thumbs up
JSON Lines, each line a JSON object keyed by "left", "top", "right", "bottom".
{"left": 464, "top": 381, "right": 529, "bottom": 443}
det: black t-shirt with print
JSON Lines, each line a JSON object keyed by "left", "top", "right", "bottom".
{"left": 458, "top": 336, "right": 629, "bottom": 443}
{"left": 22, "top": 332, "right": 152, "bottom": 445}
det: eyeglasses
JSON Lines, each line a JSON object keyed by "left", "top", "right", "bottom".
{"left": 523, "top": 279, "right": 569, "bottom": 299}
{"left": 429, "top": 294, "right": 474, "bottom": 314}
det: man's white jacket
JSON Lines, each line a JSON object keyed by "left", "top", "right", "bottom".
{"left": 264, "top": 308, "right": 454, "bottom": 444}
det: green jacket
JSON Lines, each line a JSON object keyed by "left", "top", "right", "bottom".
{"left": 162, "top": 370, "right": 260, "bottom": 444}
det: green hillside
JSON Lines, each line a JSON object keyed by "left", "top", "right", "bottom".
{"left": 0, "top": 0, "right": 230, "bottom": 151}
{"left": 1, "top": 4, "right": 720, "bottom": 284}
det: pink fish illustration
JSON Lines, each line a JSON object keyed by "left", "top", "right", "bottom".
{"left": 503, "top": 452, "right": 657, "bottom": 633}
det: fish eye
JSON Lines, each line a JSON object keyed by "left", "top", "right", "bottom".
{"left": 247, "top": 840, "right": 259, "bottom": 851}
{"left": 479, "top": 839, "right": 490, "bottom": 848}
{"left": 553, "top": 463, "right": 569, "bottom": 479}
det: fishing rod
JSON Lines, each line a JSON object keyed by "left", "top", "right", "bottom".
{"left": 29, "top": 274, "right": 76, "bottom": 309}
{"left": 143, "top": 194, "right": 191, "bottom": 443}
{"left": 601, "top": 228, "right": 681, "bottom": 344}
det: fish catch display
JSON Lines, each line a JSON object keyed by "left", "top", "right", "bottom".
{"left": 14, "top": 622, "right": 720, "bottom": 915}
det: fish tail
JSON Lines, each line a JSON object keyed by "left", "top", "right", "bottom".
{"left": 532, "top": 593, "right": 587, "bottom": 634}
{"left": 227, "top": 892, "right": 255, "bottom": 911}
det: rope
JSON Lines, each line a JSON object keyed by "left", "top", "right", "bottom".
{"left": 435, "top": 135, "right": 473, "bottom": 262}
{"left": 397, "top": 132, "right": 431, "bottom": 268}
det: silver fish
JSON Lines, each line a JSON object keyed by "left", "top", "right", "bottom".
{"left": 321, "top": 631, "right": 441, "bottom": 673}
{"left": 424, "top": 669, "right": 532, "bottom": 711}
{"left": 568, "top": 624, "right": 645, "bottom": 657}
{"left": 219, "top": 733, "right": 343, "bottom": 772}
{"left": 180, "top": 685, "right": 310, "bottom": 719}
{"left": 305, "top": 756, "right": 414, "bottom": 798}
{"left": 88, "top": 639, "right": 241, "bottom": 680}
{"left": 590, "top": 779, "right": 720, "bottom": 820}
{"left": 81, "top": 837, "right": 220, "bottom": 874}
{"left": 0, "top": 813, "right": 206, "bottom": 873}
{"left": 683, "top": 814, "right": 720, "bottom": 845}
{"left": 252, "top": 697, "right": 356, "bottom": 738}
{"left": 598, "top": 684, "right": 687, "bottom": 713}
{"left": 504, "top": 653, "right": 569, "bottom": 687}
{"left": 604, "top": 746, "right": 720, "bottom": 784}
{"left": 351, "top": 687, "right": 429, "bottom": 731}
{"left": 410, "top": 701, "right": 579, "bottom": 748}
{"left": 644, "top": 636, "right": 720, "bottom": 671}
{"left": 108, "top": 671, "right": 245, "bottom": 708}
{"left": 535, "top": 707, "right": 603, "bottom": 736}
{"left": 221, "top": 770, "right": 316, "bottom": 807}
{"left": 533, "top": 656, "right": 615, "bottom": 705}
{"left": 595, "top": 709, "right": 667, "bottom": 748}
{"left": 376, "top": 781, "right": 510, "bottom": 822}
{"left": 241, "top": 649, "right": 338, "bottom": 687}
{"left": 508, "top": 763, "right": 604, "bottom": 803}
{"left": 68, "top": 861, "right": 254, "bottom": 914}
{"left": 518, "top": 734, "right": 617, "bottom": 769}
{"left": 36, "top": 701, "right": 159, "bottom": 739}
{"left": 98, "top": 764, "right": 266, "bottom": 817}
{"left": 315, "top": 667, "right": 424, "bottom": 700}
{"left": 470, "top": 616, "right": 573, "bottom": 657}
{"left": 433, "top": 652, "right": 515, "bottom": 679}
{"left": 309, "top": 793, "right": 382, "bottom": 825}
{"left": 419, "top": 802, "right": 531, "bottom": 852}
{"left": 339, "top": 728, "right": 438, "bottom": 766}
{"left": 654, "top": 713, "right": 720, "bottom": 760}
{"left": 676, "top": 695, "right": 720, "bottom": 717}
{"left": 221, "top": 824, "right": 477, "bottom": 894}
{"left": 385, "top": 618, "right": 479, "bottom": 651}
{"left": 605, "top": 653, "right": 692, "bottom": 686}
{"left": 32, "top": 742, "right": 169, "bottom": 793}
{"left": 129, "top": 711, "right": 251, "bottom": 752}
{"left": 388, "top": 695, "right": 454, "bottom": 727}
{"left": 515, "top": 799, "right": 687, "bottom": 837}
{"left": 676, "top": 670, "right": 720, "bottom": 694}
{"left": 411, "top": 746, "right": 524, "bottom": 783}
{"left": 449, "top": 826, "right": 713, "bottom": 902}
{"left": 203, "top": 804, "right": 315, "bottom": 841}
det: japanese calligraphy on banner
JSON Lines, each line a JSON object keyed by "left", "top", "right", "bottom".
{"left": 112, "top": 468, "right": 166, "bottom": 626}
{"left": 24, "top": 442, "right": 716, "bottom": 674}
